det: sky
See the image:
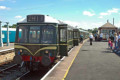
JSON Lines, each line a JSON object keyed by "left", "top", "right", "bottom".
{"left": 0, "top": 0, "right": 120, "bottom": 29}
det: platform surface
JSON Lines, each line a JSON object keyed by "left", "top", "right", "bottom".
{"left": 44, "top": 40, "right": 87, "bottom": 80}
{"left": 65, "top": 41, "right": 120, "bottom": 80}
{"left": 0, "top": 43, "right": 14, "bottom": 50}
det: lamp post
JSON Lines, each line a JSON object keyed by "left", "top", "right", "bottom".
{"left": 6, "top": 22, "right": 9, "bottom": 46}
{"left": 0, "top": 21, "right": 3, "bottom": 47}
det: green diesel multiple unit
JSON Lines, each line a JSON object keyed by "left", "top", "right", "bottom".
{"left": 13, "top": 14, "right": 89, "bottom": 71}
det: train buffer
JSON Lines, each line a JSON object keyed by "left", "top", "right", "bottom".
{"left": 43, "top": 40, "right": 120, "bottom": 80}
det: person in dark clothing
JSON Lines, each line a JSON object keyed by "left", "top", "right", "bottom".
{"left": 94, "top": 34, "right": 97, "bottom": 41}
{"left": 80, "top": 34, "right": 83, "bottom": 43}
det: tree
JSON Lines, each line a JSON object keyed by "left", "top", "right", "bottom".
{"left": 3, "top": 24, "right": 17, "bottom": 28}
{"left": 92, "top": 28, "right": 98, "bottom": 34}
{"left": 9, "top": 24, "right": 17, "bottom": 28}
{"left": 2, "top": 24, "right": 7, "bottom": 28}
{"left": 88, "top": 29, "right": 92, "bottom": 33}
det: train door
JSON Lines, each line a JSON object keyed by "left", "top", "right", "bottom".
{"left": 58, "top": 25, "right": 68, "bottom": 56}
{"left": 73, "top": 29, "right": 79, "bottom": 46}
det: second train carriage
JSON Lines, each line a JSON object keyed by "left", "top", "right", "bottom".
{"left": 2, "top": 28, "right": 16, "bottom": 43}
{"left": 13, "top": 14, "right": 89, "bottom": 71}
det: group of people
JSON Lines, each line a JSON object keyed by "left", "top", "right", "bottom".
{"left": 108, "top": 32, "right": 120, "bottom": 53}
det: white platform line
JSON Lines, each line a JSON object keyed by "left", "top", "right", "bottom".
{"left": 0, "top": 48, "right": 14, "bottom": 53}
{"left": 41, "top": 46, "right": 75, "bottom": 80}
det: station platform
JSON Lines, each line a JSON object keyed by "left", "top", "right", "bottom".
{"left": 44, "top": 40, "right": 120, "bottom": 80}
{"left": 0, "top": 43, "right": 14, "bottom": 50}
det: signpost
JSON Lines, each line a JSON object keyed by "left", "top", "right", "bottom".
{"left": 0, "top": 21, "right": 3, "bottom": 47}
{"left": 6, "top": 22, "right": 9, "bottom": 46}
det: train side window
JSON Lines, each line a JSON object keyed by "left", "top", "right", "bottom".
{"left": 60, "top": 29, "right": 67, "bottom": 42}
{"left": 68, "top": 31, "right": 70, "bottom": 40}
{"left": 74, "top": 32, "right": 78, "bottom": 38}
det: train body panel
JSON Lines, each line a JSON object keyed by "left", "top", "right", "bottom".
{"left": 2, "top": 28, "right": 16, "bottom": 43}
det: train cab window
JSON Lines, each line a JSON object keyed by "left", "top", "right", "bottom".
{"left": 41, "top": 25, "right": 56, "bottom": 44}
{"left": 29, "top": 26, "right": 40, "bottom": 43}
{"left": 60, "top": 29, "right": 67, "bottom": 42}
{"left": 18, "top": 26, "right": 29, "bottom": 43}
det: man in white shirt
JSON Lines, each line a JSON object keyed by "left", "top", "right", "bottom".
{"left": 100, "top": 33, "right": 103, "bottom": 41}
{"left": 89, "top": 33, "right": 93, "bottom": 45}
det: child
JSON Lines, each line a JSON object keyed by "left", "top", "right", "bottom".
{"left": 108, "top": 38, "right": 111, "bottom": 48}
{"left": 110, "top": 40, "right": 113, "bottom": 50}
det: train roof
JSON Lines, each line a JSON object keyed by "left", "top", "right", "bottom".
{"left": 79, "top": 29, "right": 89, "bottom": 33}
{"left": 18, "top": 14, "right": 60, "bottom": 24}
{"left": 17, "top": 14, "right": 77, "bottom": 30}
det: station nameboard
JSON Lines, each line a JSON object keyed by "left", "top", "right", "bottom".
{"left": 27, "top": 15, "right": 45, "bottom": 22}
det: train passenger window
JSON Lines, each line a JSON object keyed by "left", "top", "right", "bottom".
{"left": 74, "top": 32, "right": 78, "bottom": 38}
{"left": 60, "top": 29, "right": 66, "bottom": 42}
{"left": 69, "top": 31, "right": 72, "bottom": 39}
{"left": 29, "top": 27, "right": 40, "bottom": 43}
{"left": 41, "top": 25, "right": 56, "bottom": 44}
{"left": 18, "top": 26, "right": 29, "bottom": 43}
{"left": 68, "top": 31, "right": 71, "bottom": 40}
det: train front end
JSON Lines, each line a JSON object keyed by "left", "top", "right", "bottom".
{"left": 13, "top": 15, "right": 58, "bottom": 70}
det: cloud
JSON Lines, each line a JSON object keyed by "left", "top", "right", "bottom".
{"left": 115, "top": 21, "right": 120, "bottom": 27}
{"left": 99, "top": 8, "right": 119, "bottom": 18}
{"left": 0, "top": 0, "right": 4, "bottom": 1}
{"left": 83, "top": 11, "right": 95, "bottom": 16}
{"left": 18, "top": 18, "right": 25, "bottom": 22}
{"left": 64, "top": 20, "right": 80, "bottom": 27}
{"left": 63, "top": 20, "right": 104, "bottom": 29}
{"left": 100, "top": 12, "right": 109, "bottom": 16}
{"left": 15, "top": 16, "right": 22, "bottom": 19}
{"left": 108, "top": 8, "right": 119, "bottom": 14}
{"left": 8, "top": 0, "right": 16, "bottom": 3}
{"left": 0, "top": 6, "right": 10, "bottom": 10}
{"left": 98, "top": 16, "right": 103, "bottom": 19}
{"left": 78, "top": 22, "right": 104, "bottom": 29}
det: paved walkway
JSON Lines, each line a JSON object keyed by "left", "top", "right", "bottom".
{"left": 65, "top": 41, "right": 120, "bottom": 80}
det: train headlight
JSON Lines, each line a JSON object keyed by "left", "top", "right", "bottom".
{"left": 45, "top": 50, "right": 49, "bottom": 54}
{"left": 20, "top": 49, "right": 22, "bottom": 53}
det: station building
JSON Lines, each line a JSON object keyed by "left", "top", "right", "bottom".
{"left": 98, "top": 19, "right": 118, "bottom": 40}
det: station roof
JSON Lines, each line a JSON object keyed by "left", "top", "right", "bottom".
{"left": 99, "top": 22, "right": 118, "bottom": 29}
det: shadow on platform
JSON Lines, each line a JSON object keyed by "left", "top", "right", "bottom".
{"left": 81, "top": 50, "right": 89, "bottom": 51}
{"left": 101, "top": 50, "right": 113, "bottom": 53}
{"left": 114, "top": 52, "right": 120, "bottom": 57}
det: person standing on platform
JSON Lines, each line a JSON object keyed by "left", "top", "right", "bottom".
{"left": 80, "top": 34, "right": 83, "bottom": 43}
{"left": 94, "top": 33, "right": 97, "bottom": 41}
{"left": 89, "top": 33, "right": 93, "bottom": 45}
{"left": 116, "top": 32, "right": 120, "bottom": 53}
{"left": 106, "top": 34, "right": 109, "bottom": 41}
{"left": 100, "top": 33, "right": 103, "bottom": 41}
{"left": 118, "top": 32, "right": 120, "bottom": 48}
{"left": 114, "top": 33, "right": 118, "bottom": 49}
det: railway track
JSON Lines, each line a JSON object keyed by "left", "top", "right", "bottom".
{"left": 0, "top": 62, "right": 17, "bottom": 72}
{"left": 0, "top": 63, "right": 30, "bottom": 80}
{"left": 0, "top": 48, "right": 30, "bottom": 80}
